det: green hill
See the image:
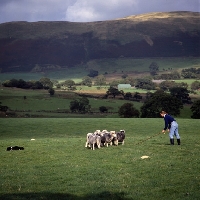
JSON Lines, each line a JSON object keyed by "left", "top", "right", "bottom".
{"left": 0, "top": 11, "right": 199, "bottom": 73}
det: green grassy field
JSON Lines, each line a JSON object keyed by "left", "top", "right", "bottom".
{"left": 0, "top": 118, "right": 199, "bottom": 200}
{"left": 0, "top": 86, "right": 194, "bottom": 118}
{"left": 0, "top": 87, "right": 142, "bottom": 117}
{"left": 0, "top": 57, "right": 199, "bottom": 82}
{"left": 84, "top": 57, "right": 200, "bottom": 74}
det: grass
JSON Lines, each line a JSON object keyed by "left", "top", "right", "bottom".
{"left": 0, "top": 86, "right": 143, "bottom": 117}
{"left": 0, "top": 118, "right": 200, "bottom": 199}
{"left": 0, "top": 57, "right": 199, "bottom": 82}
{"left": 85, "top": 57, "right": 200, "bottom": 74}
{"left": 0, "top": 86, "right": 197, "bottom": 118}
{"left": 0, "top": 86, "right": 195, "bottom": 118}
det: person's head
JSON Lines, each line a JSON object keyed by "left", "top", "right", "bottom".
{"left": 160, "top": 110, "right": 167, "bottom": 117}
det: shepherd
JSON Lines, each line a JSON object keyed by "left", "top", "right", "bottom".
{"left": 160, "top": 110, "right": 181, "bottom": 145}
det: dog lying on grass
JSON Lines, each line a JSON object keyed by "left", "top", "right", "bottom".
{"left": 7, "top": 146, "right": 24, "bottom": 151}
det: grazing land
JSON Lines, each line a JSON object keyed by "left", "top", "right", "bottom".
{"left": 0, "top": 11, "right": 199, "bottom": 199}
{"left": 0, "top": 57, "right": 199, "bottom": 82}
{"left": 0, "top": 86, "right": 194, "bottom": 118}
{"left": 0, "top": 57, "right": 199, "bottom": 118}
{"left": 0, "top": 118, "right": 199, "bottom": 200}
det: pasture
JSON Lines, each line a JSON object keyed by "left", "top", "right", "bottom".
{"left": 0, "top": 57, "right": 199, "bottom": 82}
{"left": 0, "top": 118, "right": 200, "bottom": 200}
{"left": 0, "top": 86, "right": 142, "bottom": 118}
{"left": 0, "top": 86, "right": 194, "bottom": 118}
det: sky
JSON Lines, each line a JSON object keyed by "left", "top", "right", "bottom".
{"left": 0, "top": 0, "right": 199, "bottom": 24}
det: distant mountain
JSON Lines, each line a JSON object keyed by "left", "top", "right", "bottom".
{"left": 0, "top": 11, "right": 199, "bottom": 73}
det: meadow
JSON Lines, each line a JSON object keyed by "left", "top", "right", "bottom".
{"left": 0, "top": 57, "right": 199, "bottom": 82}
{"left": 0, "top": 86, "right": 193, "bottom": 118}
{"left": 0, "top": 118, "right": 200, "bottom": 200}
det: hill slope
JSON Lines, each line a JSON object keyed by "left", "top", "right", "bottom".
{"left": 0, "top": 11, "right": 199, "bottom": 73}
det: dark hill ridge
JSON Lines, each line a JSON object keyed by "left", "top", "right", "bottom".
{"left": 0, "top": 11, "right": 199, "bottom": 73}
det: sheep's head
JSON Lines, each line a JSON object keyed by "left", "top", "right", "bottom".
{"left": 110, "top": 131, "right": 116, "bottom": 137}
{"left": 94, "top": 130, "right": 101, "bottom": 134}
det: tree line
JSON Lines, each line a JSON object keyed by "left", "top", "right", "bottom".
{"left": 2, "top": 78, "right": 53, "bottom": 90}
{"left": 1, "top": 76, "right": 200, "bottom": 118}
{"left": 68, "top": 89, "right": 200, "bottom": 119}
{"left": 2, "top": 74, "right": 200, "bottom": 92}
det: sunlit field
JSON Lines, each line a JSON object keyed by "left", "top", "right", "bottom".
{"left": 0, "top": 57, "right": 199, "bottom": 82}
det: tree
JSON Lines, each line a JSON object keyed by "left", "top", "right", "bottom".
{"left": 79, "top": 97, "right": 90, "bottom": 113}
{"left": 149, "top": 62, "right": 159, "bottom": 76}
{"left": 190, "top": 100, "right": 200, "bottom": 119}
{"left": 160, "top": 81, "right": 176, "bottom": 91}
{"left": 109, "top": 80, "right": 119, "bottom": 87}
{"left": 17, "top": 79, "right": 27, "bottom": 88}
{"left": 140, "top": 90, "right": 183, "bottom": 117}
{"left": 2, "top": 79, "right": 18, "bottom": 87}
{"left": 63, "top": 80, "right": 75, "bottom": 90}
{"left": 118, "top": 103, "right": 140, "bottom": 118}
{"left": 169, "top": 87, "right": 191, "bottom": 104}
{"left": 106, "top": 86, "right": 122, "bottom": 98}
{"left": 94, "top": 75, "right": 106, "bottom": 88}
{"left": 159, "top": 81, "right": 188, "bottom": 91}
{"left": 69, "top": 97, "right": 91, "bottom": 113}
{"left": 124, "top": 92, "right": 132, "bottom": 100}
{"left": 181, "top": 68, "right": 200, "bottom": 79}
{"left": 135, "top": 78, "right": 156, "bottom": 90}
{"left": 70, "top": 99, "right": 80, "bottom": 113}
{"left": 172, "top": 71, "right": 181, "bottom": 79}
{"left": 32, "top": 81, "right": 43, "bottom": 89}
{"left": 39, "top": 77, "right": 53, "bottom": 89}
{"left": 133, "top": 92, "right": 142, "bottom": 101}
{"left": 51, "top": 80, "right": 59, "bottom": 87}
{"left": 82, "top": 76, "right": 92, "bottom": 87}
{"left": 48, "top": 88, "right": 55, "bottom": 96}
{"left": 99, "top": 106, "right": 108, "bottom": 113}
{"left": 191, "top": 81, "right": 200, "bottom": 90}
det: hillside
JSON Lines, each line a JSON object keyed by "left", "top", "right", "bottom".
{"left": 0, "top": 11, "right": 199, "bottom": 73}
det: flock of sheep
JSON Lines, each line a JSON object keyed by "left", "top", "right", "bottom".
{"left": 85, "top": 129, "right": 125, "bottom": 150}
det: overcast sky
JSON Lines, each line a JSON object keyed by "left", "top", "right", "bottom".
{"left": 0, "top": 0, "right": 199, "bottom": 24}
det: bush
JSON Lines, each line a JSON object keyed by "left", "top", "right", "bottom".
{"left": 99, "top": 106, "right": 108, "bottom": 113}
{"left": 118, "top": 103, "right": 140, "bottom": 118}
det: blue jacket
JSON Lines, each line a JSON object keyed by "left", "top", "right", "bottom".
{"left": 163, "top": 114, "right": 175, "bottom": 130}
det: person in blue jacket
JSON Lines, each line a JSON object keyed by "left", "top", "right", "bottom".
{"left": 160, "top": 110, "right": 181, "bottom": 145}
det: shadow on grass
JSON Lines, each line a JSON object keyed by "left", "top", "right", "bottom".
{"left": 0, "top": 191, "right": 132, "bottom": 200}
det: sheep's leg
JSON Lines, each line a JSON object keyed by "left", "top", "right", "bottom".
{"left": 85, "top": 141, "right": 88, "bottom": 147}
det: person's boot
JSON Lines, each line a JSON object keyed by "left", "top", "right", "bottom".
{"left": 170, "top": 139, "right": 174, "bottom": 145}
{"left": 177, "top": 139, "right": 181, "bottom": 145}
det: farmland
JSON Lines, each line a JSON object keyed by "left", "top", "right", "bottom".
{"left": 0, "top": 85, "right": 195, "bottom": 118}
{"left": 0, "top": 57, "right": 199, "bottom": 82}
{"left": 0, "top": 118, "right": 200, "bottom": 199}
{"left": 0, "top": 57, "right": 200, "bottom": 118}
{"left": 0, "top": 11, "right": 200, "bottom": 199}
